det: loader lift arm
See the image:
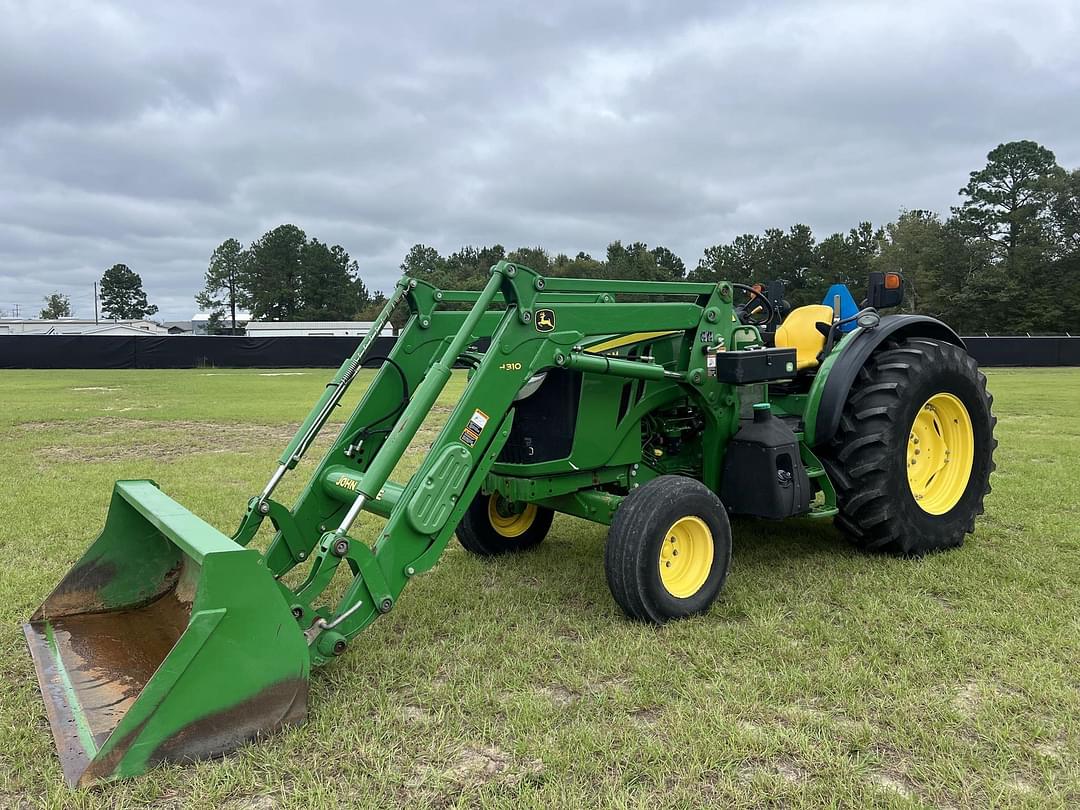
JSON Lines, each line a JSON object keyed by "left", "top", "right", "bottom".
{"left": 240, "top": 261, "right": 729, "bottom": 664}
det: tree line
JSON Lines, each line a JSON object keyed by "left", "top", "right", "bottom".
{"left": 38, "top": 140, "right": 1080, "bottom": 335}
{"left": 392, "top": 140, "right": 1079, "bottom": 335}
{"left": 39, "top": 263, "right": 159, "bottom": 321}
{"left": 195, "top": 225, "right": 372, "bottom": 332}
{"left": 694, "top": 140, "right": 1080, "bottom": 335}
{"left": 36, "top": 225, "right": 373, "bottom": 329}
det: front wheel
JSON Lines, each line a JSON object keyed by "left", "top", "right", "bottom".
{"left": 824, "top": 338, "right": 996, "bottom": 555}
{"left": 456, "top": 492, "right": 553, "bottom": 556}
{"left": 604, "top": 476, "right": 732, "bottom": 624}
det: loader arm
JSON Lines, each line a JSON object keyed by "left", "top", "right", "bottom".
{"left": 274, "top": 266, "right": 725, "bottom": 665}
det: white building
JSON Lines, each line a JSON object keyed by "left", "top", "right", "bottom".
{"left": 190, "top": 311, "right": 253, "bottom": 335}
{"left": 0, "top": 319, "right": 169, "bottom": 335}
{"left": 244, "top": 321, "right": 394, "bottom": 337}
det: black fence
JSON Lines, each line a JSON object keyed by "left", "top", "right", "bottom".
{"left": 0, "top": 334, "right": 1077, "bottom": 369}
{"left": 963, "top": 336, "right": 1080, "bottom": 367}
{"left": 0, "top": 335, "right": 398, "bottom": 369}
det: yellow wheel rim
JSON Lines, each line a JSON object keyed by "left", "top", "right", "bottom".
{"left": 488, "top": 494, "right": 537, "bottom": 538}
{"left": 907, "top": 392, "right": 975, "bottom": 515}
{"left": 658, "top": 516, "right": 714, "bottom": 599}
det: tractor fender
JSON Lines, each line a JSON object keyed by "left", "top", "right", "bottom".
{"left": 807, "top": 314, "right": 964, "bottom": 448}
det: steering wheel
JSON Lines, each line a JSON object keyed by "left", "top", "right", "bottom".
{"left": 732, "top": 283, "right": 775, "bottom": 327}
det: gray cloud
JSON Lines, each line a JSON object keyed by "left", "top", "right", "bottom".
{"left": 1, "top": 0, "right": 1079, "bottom": 319}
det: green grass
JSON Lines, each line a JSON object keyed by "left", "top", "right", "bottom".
{"left": 0, "top": 368, "right": 1077, "bottom": 809}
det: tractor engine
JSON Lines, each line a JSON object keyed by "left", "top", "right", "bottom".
{"left": 642, "top": 403, "right": 704, "bottom": 479}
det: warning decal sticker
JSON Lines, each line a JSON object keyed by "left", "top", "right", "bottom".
{"left": 460, "top": 408, "right": 489, "bottom": 447}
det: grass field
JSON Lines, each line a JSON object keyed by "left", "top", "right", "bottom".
{"left": 0, "top": 368, "right": 1077, "bottom": 809}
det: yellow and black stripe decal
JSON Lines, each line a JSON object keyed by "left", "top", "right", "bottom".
{"left": 583, "top": 331, "right": 679, "bottom": 354}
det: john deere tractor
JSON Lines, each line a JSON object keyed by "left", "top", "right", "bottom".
{"left": 24, "top": 262, "right": 995, "bottom": 785}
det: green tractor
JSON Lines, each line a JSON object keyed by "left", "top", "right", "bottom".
{"left": 24, "top": 262, "right": 995, "bottom": 785}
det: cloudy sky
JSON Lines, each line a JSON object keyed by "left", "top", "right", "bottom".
{"left": 2, "top": 1, "right": 1079, "bottom": 320}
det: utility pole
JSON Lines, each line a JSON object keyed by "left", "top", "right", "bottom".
{"left": 93, "top": 282, "right": 99, "bottom": 324}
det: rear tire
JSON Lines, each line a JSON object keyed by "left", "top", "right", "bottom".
{"left": 823, "top": 338, "right": 996, "bottom": 555}
{"left": 456, "top": 492, "right": 553, "bottom": 556}
{"left": 605, "top": 476, "right": 732, "bottom": 623}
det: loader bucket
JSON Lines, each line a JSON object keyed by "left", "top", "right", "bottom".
{"left": 23, "top": 480, "right": 310, "bottom": 787}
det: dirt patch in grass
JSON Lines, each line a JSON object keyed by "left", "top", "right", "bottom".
{"left": 0, "top": 792, "right": 34, "bottom": 810}
{"left": 952, "top": 678, "right": 1020, "bottom": 720}
{"left": 629, "top": 706, "right": 662, "bottom": 726}
{"left": 401, "top": 704, "right": 432, "bottom": 724}
{"left": 224, "top": 796, "right": 278, "bottom": 810}
{"left": 19, "top": 411, "right": 450, "bottom": 464}
{"left": 871, "top": 771, "right": 919, "bottom": 800}
{"left": 1034, "top": 733, "right": 1067, "bottom": 760}
{"left": 953, "top": 681, "right": 981, "bottom": 717}
{"left": 22, "top": 418, "right": 298, "bottom": 462}
{"left": 739, "top": 757, "right": 809, "bottom": 784}
{"left": 442, "top": 746, "right": 512, "bottom": 783}
{"left": 735, "top": 720, "right": 770, "bottom": 741}
{"left": 586, "top": 673, "right": 629, "bottom": 694}
{"left": 18, "top": 417, "right": 295, "bottom": 437}
{"left": 1005, "top": 775, "right": 1038, "bottom": 794}
{"left": 537, "top": 685, "right": 579, "bottom": 706}
{"left": 409, "top": 744, "right": 543, "bottom": 789}
{"left": 773, "top": 701, "right": 871, "bottom": 738}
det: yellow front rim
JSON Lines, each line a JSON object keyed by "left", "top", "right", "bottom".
{"left": 658, "top": 516, "right": 714, "bottom": 599}
{"left": 907, "top": 392, "right": 975, "bottom": 515}
{"left": 488, "top": 494, "right": 537, "bottom": 538}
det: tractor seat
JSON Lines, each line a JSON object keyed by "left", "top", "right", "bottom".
{"left": 774, "top": 304, "right": 833, "bottom": 371}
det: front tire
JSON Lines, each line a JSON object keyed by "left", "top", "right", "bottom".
{"left": 824, "top": 338, "right": 996, "bottom": 555}
{"left": 456, "top": 492, "right": 553, "bottom": 556}
{"left": 605, "top": 476, "right": 732, "bottom": 623}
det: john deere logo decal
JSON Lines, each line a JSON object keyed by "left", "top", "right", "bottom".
{"left": 535, "top": 309, "right": 556, "bottom": 332}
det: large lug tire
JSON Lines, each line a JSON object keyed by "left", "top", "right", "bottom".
{"left": 823, "top": 338, "right": 997, "bottom": 555}
{"left": 605, "top": 475, "right": 732, "bottom": 624}
{"left": 455, "top": 491, "right": 553, "bottom": 556}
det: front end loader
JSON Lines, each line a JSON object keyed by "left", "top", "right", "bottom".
{"left": 25, "top": 261, "right": 996, "bottom": 785}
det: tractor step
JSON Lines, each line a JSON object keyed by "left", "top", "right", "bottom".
{"left": 798, "top": 444, "right": 838, "bottom": 518}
